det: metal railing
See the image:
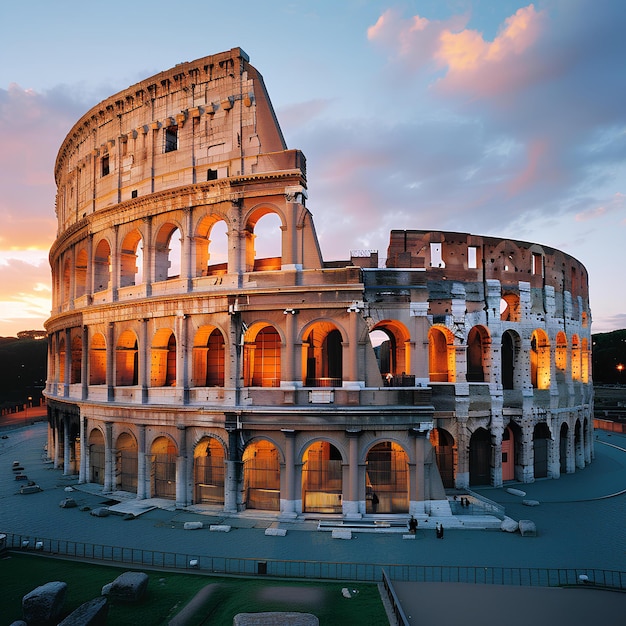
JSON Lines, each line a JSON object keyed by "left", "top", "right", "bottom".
{"left": 4, "top": 532, "right": 625, "bottom": 592}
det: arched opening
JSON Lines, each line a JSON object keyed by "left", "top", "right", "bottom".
{"left": 242, "top": 439, "right": 280, "bottom": 510}
{"left": 195, "top": 216, "right": 229, "bottom": 277}
{"left": 302, "top": 441, "right": 342, "bottom": 513}
{"left": 88, "top": 429, "right": 105, "bottom": 485}
{"left": 469, "top": 428, "right": 491, "bottom": 486}
{"left": 500, "top": 293, "right": 520, "bottom": 322}
{"left": 365, "top": 442, "right": 409, "bottom": 513}
{"left": 89, "top": 332, "right": 107, "bottom": 385}
{"left": 93, "top": 239, "right": 111, "bottom": 292}
{"left": 530, "top": 329, "right": 550, "bottom": 389}
{"left": 243, "top": 325, "right": 281, "bottom": 387}
{"left": 533, "top": 422, "right": 551, "bottom": 479}
{"left": 370, "top": 321, "right": 411, "bottom": 385}
{"left": 467, "top": 326, "right": 488, "bottom": 382}
{"left": 70, "top": 334, "right": 82, "bottom": 384}
{"left": 116, "top": 432, "right": 138, "bottom": 492}
{"left": 116, "top": 330, "right": 138, "bottom": 386}
{"left": 192, "top": 326, "right": 225, "bottom": 387}
{"left": 151, "top": 329, "right": 176, "bottom": 387}
{"left": 154, "top": 224, "right": 182, "bottom": 282}
{"left": 430, "top": 428, "right": 455, "bottom": 488}
{"left": 501, "top": 330, "right": 516, "bottom": 390}
{"left": 571, "top": 335, "right": 581, "bottom": 382}
{"left": 150, "top": 436, "right": 177, "bottom": 499}
{"left": 120, "top": 229, "right": 143, "bottom": 287}
{"left": 246, "top": 210, "right": 282, "bottom": 272}
{"left": 501, "top": 426, "right": 515, "bottom": 481}
{"left": 75, "top": 248, "right": 88, "bottom": 298}
{"left": 581, "top": 338, "right": 589, "bottom": 383}
{"left": 62, "top": 258, "right": 71, "bottom": 303}
{"left": 194, "top": 437, "right": 225, "bottom": 505}
{"left": 58, "top": 336, "right": 66, "bottom": 384}
{"left": 428, "top": 327, "right": 453, "bottom": 382}
{"left": 302, "top": 323, "right": 343, "bottom": 387}
{"left": 559, "top": 422, "right": 569, "bottom": 474}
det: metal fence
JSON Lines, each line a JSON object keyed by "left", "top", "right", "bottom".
{"left": 3, "top": 532, "right": 625, "bottom": 592}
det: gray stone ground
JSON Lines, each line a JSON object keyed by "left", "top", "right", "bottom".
{"left": 1, "top": 419, "right": 626, "bottom": 624}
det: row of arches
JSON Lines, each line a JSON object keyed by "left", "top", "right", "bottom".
{"left": 85, "top": 431, "right": 410, "bottom": 514}
{"left": 50, "top": 320, "right": 591, "bottom": 391}
{"left": 54, "top": 208, "right": 285, "bottom": 306}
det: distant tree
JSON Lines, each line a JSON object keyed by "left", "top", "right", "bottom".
{"left": 0, "top": 337, "right": 48, "bottom": 409}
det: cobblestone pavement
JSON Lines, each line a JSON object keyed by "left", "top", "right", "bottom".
{"left": 1, "top": 420, "right": 625, "bottom": 573}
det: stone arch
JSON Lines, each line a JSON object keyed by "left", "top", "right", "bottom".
{"left": 559, "top": 422, "right": 569, "bottom": 474}
{"left": 70, "top": 332, "right": 82, "bottom": 384}
{"left": 116, "top": 329, "right": 139, "bottom": 386}
{"left": 364, "top": 440, "right": 410, "bottom": 514}
{"left": 192, "top": 325, "right": 226, "bottom": 387}
{"left": 533, "top": 422, "right": 552, "bottom": 478}
{"left": 75, "top": 247, "right": 88, "bottom": 298}
{"left": 581, "top": 337, "right": 590, "bottom": 383}
{"left": 428, "top": 326, "right": 455, "bottom": 383}
{"left": 58, "top": 335, "right": 66, "bottom": 384}
{"left": 467, "top": 325, "right": 490, "bottom": 383}
{"left": 500, "top": 291, "right": 521, "bottom": 322}
{"left": 149, "top": 435, "right": 178, "bottom": 499}
{"left": 62, "top": 257, "right": 72, "bottom": 304}
{"left": 430, "top": 428, "right": 455, "bottom": 488}
{"left": 501, "top": 329, "right": 521, "bottom": 390}
{"left": 301, "top": 320, "right": 345, "bottom": 387}
{"left": 88, "top": 427, "right": 105, "bottom": 485}
{"left": 242, "top": 438, "right": 281, "bottom": 510}
{"left": 530, "top": 329, "right": 550, "bottom": 389}
{"left": 151, "top": 328, "right": 177, "bottom": 387}
{"left": 89, "top": 332, "right": 107, "bottom": 385}
{"left": 243, "top": 322, "right": 282, "bottom": 387}
{"left": 242, "top": 204, "right": 286, "bottom": 272}
{"left": 93, "top": 237, "right": 112, "bottom": 292}
{"left": 193, "top": 436, "right": 226, "bottom": 505}
{"left": 555, "top": 331, "right": 567, "bottom": 384}
{"left": 194, "top": 214, "right": 229, "bottom": 277}
{"left": 301, "top": 440, "right": 343, "bottom": 513}
{"left": 116, "top": 431, "right": 138, "bottom": 492}
{"left": 469, "top": 427, "right": 491, "bottom": 486}
{"left": 571, "top": 334, "right": 581, "bottom": 382}
{"left": 370, "top": 320, "right": 411, "bottom": 382}
{"left": 120, "top": 228, "right": 143, "bottom": 288}
{"left": 154, "top": 221, "right": 183, "bottom": 282}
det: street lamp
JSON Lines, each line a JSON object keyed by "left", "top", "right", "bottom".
{"left": 26, "top": 396, "right": 32, "bottom": 426}
{"left": 617, "top": 364, "right": 624, "bottom": 385}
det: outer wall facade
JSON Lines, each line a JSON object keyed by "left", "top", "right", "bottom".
{"left": 44, "top": 48, "right": 593, "bottom": 520}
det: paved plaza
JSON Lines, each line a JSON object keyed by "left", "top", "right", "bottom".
{"left": 1, "top": 415, "right": 625, "bottom": 624}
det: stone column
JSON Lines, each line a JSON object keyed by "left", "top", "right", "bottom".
{"left": 139, "top": 318, "right": 149, "bottom": 404}
{"left": 81, "top": 326, "right": 89, "bottom": 400}
{"left": 143, "top": 216, "right": 153, "bottom": 296}
{"left": 176, "top": 424, "right": 187, "bottom": 508}
{"left": 344, "top": 430, "right": 361, "bottom": 518}
{"left": 63, "top": 327, "right": 71, "bottom": 398}
{"left": 281, "top": 308, "right": 299, "bottom": 385}
{"left": 79, "top": 413, "right": 87, "bottom": 483}
{"left": 103, "top": 422, "right": 114, "bottom": 493}
{"left": 280, "top": 429, "right": 297, "bottom": 518}
{"left": 136, "top": 425, "right": 147, "bottom": 499}
{"left": 63, "top": 415, "right": 72, "bottom": 476}
{"left": 224, "top": 418, "right": 241, "bottom": 513}
{"left": 106, "top": 322, "right": 115, "bottom": 402}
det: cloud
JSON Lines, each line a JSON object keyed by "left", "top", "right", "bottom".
{"left": 575, "top": 192, "right": 626, "bottom": 222}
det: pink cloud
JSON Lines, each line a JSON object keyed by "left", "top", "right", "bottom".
{"left": 577, "top": 192, "right": 625, "bottom": 222}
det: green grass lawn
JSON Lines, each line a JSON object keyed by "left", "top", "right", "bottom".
{"left": 1, "top": 552, "right": 388, "bottom": 625}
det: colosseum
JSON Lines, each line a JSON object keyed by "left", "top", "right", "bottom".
{"left": 44, "top": 48, "right": 594, "bottom": 522}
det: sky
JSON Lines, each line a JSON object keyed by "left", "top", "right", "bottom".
{"left": 0, "top": 0, "right": 625, "bottom": 337}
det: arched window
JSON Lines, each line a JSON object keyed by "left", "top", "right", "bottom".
{"left": 242, "top": 439, "right": 280, "bottom": 510}
{"left": 120, "top": 229, "right": 143, "bottom": 287}
{"left": 89, "top": 332, "right": 107, "bottom": 385}
{"left": 151, "top": 436, "right": 177, "bottom": 499}
{"left": 75, "top": 248, "right": 88, "bottom": 298}
{"left": 469, "top": 428, "right": 491, "bottom": 485}
{"left": 151, "top": 329, "right": 176, "bottom": 387}
{"left": 302, "top": 441, "right": 342, "bottom": 513}
{"left": 116, "top": 330, "right": 138, "bottom": 386}
{"left": 194, "top": 437, "right": 225, "bottom": 505}
{"left": 366, "top": 441, "right": 409, "bottom": 514}
{"left": 428, "top": 327, "right": 453, "bottom": 382}
{"left": 93, "top": 239, "right": 111, "bottom": 292}
{"left": 154, "top": 224, "right": 182, "bottom": 282}
{"left": 116, "top": 432, "right": 138, "bottom": 492}
{"left": 192, "top": 326, "right": 225, "bottom": 387}
{"left": 70, "top": 333, "right": 82, "bottom": 384}
{"left": 530, "top": 329, "right": 550, "bottom": 389}
{"left": 195, "top": 216, "right": 229, "bottom": 277}
{"left": 244, "top": 325, "right": 281, "bottom": 387}
{"left": 303, "top": 323, "right": 343, "bottom": 387}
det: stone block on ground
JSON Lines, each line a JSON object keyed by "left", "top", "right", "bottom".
{"left": 500, "top": 518, "right": 519, "bottom": 533}
{"left": 57, "top": 596, "right": 108, "bottom": 626}
{"left": 331, "top": 529, "right": 352, "bottom": 540}
{"left": 506, "top": 488, "right": 526, "bottom": 497}
{"left": 183, "top": 521, "right": 203, "bottom": 530}
{"left": 101, "top": 571, "right": 149, "bottom": 603}
{"left": 59, "top": 497, "right": 77, "bottom": 508}
{"left": 19, "top": 484, "right": 42, "bottom": 495}
{"left": 234, "top": 612, "right": 319, "bottom": 625}
{"left": 209, "top": 524, "right": 231, "bottom": 532}
{"left": 402, "top": 534, "right": 416, "bottom": 540}
{"left": 523, "top": 499, "right": 540, "bottom": 507}
{"left": 22, "top": 581, "right": 67, "bottom": 625}
{"left": 90, "top": 507, "right": 110, "bottom": 517}
{"left": 519, "top": 519, "right": 537, "bottom": 536}
{"left": 264, "top": 527, "right": 287, "bottom": 536}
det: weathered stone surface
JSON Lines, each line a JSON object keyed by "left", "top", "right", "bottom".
{"left": 402, "top": 534, "right": 416, "bottom": 540}
{"left": 90, "top": 507, "right": 110, "bottom": 517}
{"left": 102, "top": 571, "right": 149, "bottom": 603}
{"left": 209, "top": 524, "right": 231, "bottom": 532}
{"left": 19, "top": 484, "right": 42, "bottom": 494}
{"left": 233, "top": 612, "right": 319, "bottom": 625}
{"left": 506, "top": 488, "right": 526, "bottom": 497}
{"left": 264, "top": 527, "right": 287, "bottom": 536}
{"left": 183, "top": 521, "right": 203, "bottom": 530}
{"left": 522, "top": 499, "right": 540, "bottom": 507}
{"left": 57, "top": 596, "right": 108, "bottom": 626}
{"left": 22, "top": 581, "right": 67, "bottom": 625}
{"left": 519, "top": 519, "right": 537, "bottom": 536}
{"left": 59, "top": 497, "right": 77, "bottom": 508}
{"left": 331, "top": 529, "right": 352, "bottom": 540}
{"left": 500, "top": 518, "right": 519, "bottom": 533}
